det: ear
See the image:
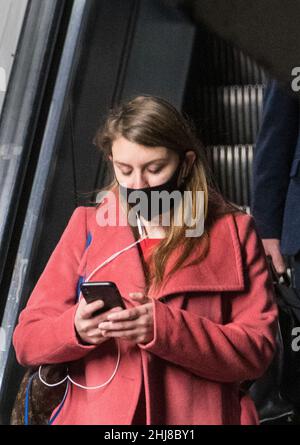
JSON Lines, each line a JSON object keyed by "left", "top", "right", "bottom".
{"left": 183, "top": 150, "right": 196, "bottom": 175}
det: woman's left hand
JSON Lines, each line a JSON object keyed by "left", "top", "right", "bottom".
{"left": 97, "top": 292, "right": 154, "bottom": 345}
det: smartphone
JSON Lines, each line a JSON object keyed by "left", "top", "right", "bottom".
{"left": 80, "top": 281, "right": 126, "bottom": 315}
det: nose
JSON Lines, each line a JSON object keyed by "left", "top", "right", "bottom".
{"left": 128, "top": 171, "right": 149, "bottom": 189}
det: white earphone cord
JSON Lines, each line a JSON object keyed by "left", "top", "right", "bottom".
{"left": 39, "top": 216, "right": 147, "bottom": 391}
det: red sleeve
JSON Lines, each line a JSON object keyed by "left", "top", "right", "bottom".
{"left": 138, "top": 215, "right": 278, "bottom": 383}
{"left": 13, "top": 207, "right": 97, "bottom": 367}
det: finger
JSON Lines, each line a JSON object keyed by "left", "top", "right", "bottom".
{"left": 129, "top": 292, "right": 144, "bottom": 299}
{"left": 107, "top": 303, "right": 152, "bottom": 322}
{"left": 101, "top": 329, "right": 140, "bottom": 340}
{"left": 274, "top": 263, "right": 287, "bottom": 275}
{"left": 263, "top": 241, "right": 287, "bottom": 274}
{"left": 80, "top": 299, "right": 105, "bottom": 320}
{"left": 106, "top": 307, "right": 142, "bottom": 322}
{"left": 272, "top": 253, "right": 287, "bottom": 275}
{"left": 85, "top": 328, "right": 106, "bottom": 338}
{"left": 129, "top": 292, "right": 149, "bottom": 304}
{"left": 98, "top": 319, "right": 142, "bottom": 331}
{"left": 84, "top": 332, "right": 110, "bottom": 345}
{"left": 89, "top": 307, "right": 124, "bottom": 328}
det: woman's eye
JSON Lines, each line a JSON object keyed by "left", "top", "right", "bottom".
{"left": 148, "top": 168, "right": 163, "bottom": 174}
{"left": 121, "top": 168, "right": 163, "bottom": 175}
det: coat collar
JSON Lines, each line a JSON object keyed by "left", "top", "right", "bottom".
{"left": 84, "top": 187, "right": 245, "bottom": 302}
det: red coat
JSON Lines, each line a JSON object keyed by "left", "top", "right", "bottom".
{"left": 13, "top": 191, "right": 278, "bottom": 425}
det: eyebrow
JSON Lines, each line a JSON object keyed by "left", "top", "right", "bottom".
{"left": 114, "top": 158, "right": 168, "bottom": 167}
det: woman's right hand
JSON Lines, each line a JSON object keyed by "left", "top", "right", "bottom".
{"left": 74, "top": 298, "right": 124, "bottom": 345}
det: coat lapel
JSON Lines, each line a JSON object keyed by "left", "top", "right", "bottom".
{"left": 151, "top": 212, "right": 245, "bottom": 299}
{"left": 83, "top": 187, "right": 245, "bottom": 305}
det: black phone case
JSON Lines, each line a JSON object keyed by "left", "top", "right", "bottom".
{"left": 80, "top": 281, "right": 126, "bottom": 315}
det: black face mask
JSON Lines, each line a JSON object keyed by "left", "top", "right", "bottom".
{"left": 118, "top": 158, "right": 186, "bottom": 221}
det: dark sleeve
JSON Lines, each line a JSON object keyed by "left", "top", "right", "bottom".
{"left": 251, "top": 79, "right": 299, "bottom": 238}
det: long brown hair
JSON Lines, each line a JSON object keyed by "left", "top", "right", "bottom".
{"left": 93, "top": 95, "right": 243, "bottom": 294}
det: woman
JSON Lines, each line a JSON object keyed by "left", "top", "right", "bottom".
{"left": 13, "top": 95, "right": 278, "bottom": 425}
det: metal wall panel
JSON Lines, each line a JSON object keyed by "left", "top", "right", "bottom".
{"left": 0, "top": 0, "right": 73, "bottom": 424}
{"left": 0, "top": 0, "right": 29, "bottom": 115}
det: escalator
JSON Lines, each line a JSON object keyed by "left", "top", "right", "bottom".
{"left": 0, "top": 0, "right": 270, "bottom": 424}
{"left": 0, "top": 0, "right": 196, "bottom": 424}
{"left": 183, "top": 26, "right": 267, "bottom": 211}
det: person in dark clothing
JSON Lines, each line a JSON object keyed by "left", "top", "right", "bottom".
{"left": 251, "top": 78, "right": 300, "bottom": 289}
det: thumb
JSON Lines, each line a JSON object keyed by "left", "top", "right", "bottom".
{"left": 129, "top": 292, "right": 148, "bottom": 304}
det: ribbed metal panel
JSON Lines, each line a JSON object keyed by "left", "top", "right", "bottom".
{"left": 197, "top": 85, "right": 264, "bottom": 145}
{"left": 206, "top": 144, "right": 254, "bottom": 207}
{"left": 195, "top": 27, "right": 267, "bottom": 86}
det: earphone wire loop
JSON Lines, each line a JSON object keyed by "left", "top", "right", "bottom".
{"left": 39, "top": 228, "right": 146, "bottom": 391}
{"left": 38, "top": 365, "right": 68, "bottom": 387}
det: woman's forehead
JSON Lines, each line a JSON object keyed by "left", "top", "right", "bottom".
{"left": 111, "top": 136, "right": 174, "bottom": 163}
